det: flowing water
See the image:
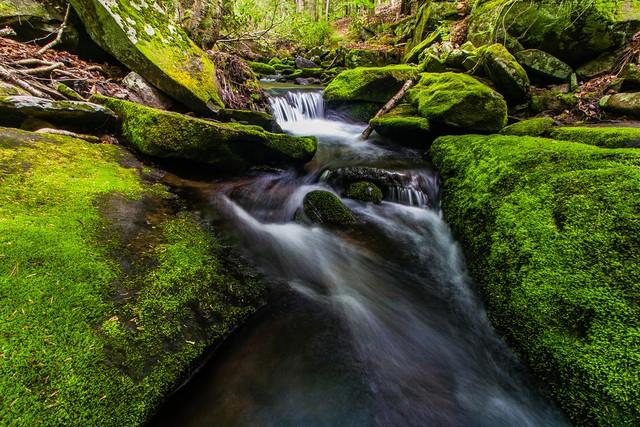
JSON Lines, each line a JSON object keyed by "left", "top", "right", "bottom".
{"left": 152, "top": 90, "right": 568, "bottom": 427}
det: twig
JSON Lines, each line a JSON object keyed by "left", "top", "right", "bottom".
{"left": 0, "top": 64, "right": 49, "bottom": 98}
{"left": 21, "top": 62, "right": 64, "bottom": 75}
{"left": 14, "top": 58, "right": 55, "bottom": 67}
{"left": 35, "top": 4, "right": 71, "bottom": 56}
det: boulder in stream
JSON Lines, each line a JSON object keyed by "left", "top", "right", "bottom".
{"left": 93, "top": 95, "right": 316, "bottom": 172}
{"left": 345, "top": 181, "right": 383, "bottom": 204}
{"left": 69, "top": 0, "right": 223, "bottom": 113}
{"left": 303, "top": 190, "right": 356, "bottom": 225}
{"left": 324, "top": 65, "right": 419, "bottom": 104}
{"left": 369, "top": 103, "right": 432, "bottom": 143}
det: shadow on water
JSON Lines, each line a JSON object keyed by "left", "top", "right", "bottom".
{"left": 150, "top": 90, "right": 569, "bottom": 427}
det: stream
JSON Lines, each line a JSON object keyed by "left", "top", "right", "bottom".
{"left": 151, "top": 89, "right": 568, "bottom": 427}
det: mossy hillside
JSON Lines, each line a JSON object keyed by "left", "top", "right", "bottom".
{"left": 303, "top": 190, "right": 356, "bottom": 225}
{"left": 69, "top": 0, "right": 223, "bottom": 113}
{"left": 482, "top": 43, "right": 530, "bottom": 104}
{"left": 500, "top": 117, "right": 555, "bottom": 136}
{"left": 407, "top": 72, "right": 508, "bottom": 132}
{"left": 345, "top": 181, "right": 383, "bottom": 204}
{"left": 0, "top": 127, "right": 264, "bottom": 425}
{"left": 94, "top": 95, "right": 317, "bottom": 171}
{"left": 369, "top": 103, "right": 431, "bottom": 143}
{"left": 548, "top": 126, "right": 640, "bottom": 148}
{"left": 324, "top": 65, "right": 418, "bottom": 103}
{"left": 431, "top": 134, "right": 640, "bottom": 425}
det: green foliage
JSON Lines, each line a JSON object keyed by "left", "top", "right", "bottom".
{"left": 0, "top": 127, "right": 264, "bottom": 425}
{"left": 431, "top": 133, "right": 640, "bottom": 425}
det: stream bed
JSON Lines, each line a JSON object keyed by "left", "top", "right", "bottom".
{"left": 151, "top": 90, "right": 568, "bottom": 427}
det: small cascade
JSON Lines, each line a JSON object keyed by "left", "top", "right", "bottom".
{"left": 386, "top": 186, "right": 430, "bottom": 207}
{"left": 269, "top": 90, "right": 325, "bottom": 123}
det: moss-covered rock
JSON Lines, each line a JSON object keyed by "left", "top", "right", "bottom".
{"left": 0, "top": 126, "right": 265, "bottom": 425}
{"left": 0, "top": 81, "right": 29, "bottom": 97}
{"left": 344, "top": 47, "right": 401, "bottom": 68}
{"left": 345, "top": 181, "right": 384, "bottom": 204}
{"left": 529, "top": 89, "right": 577, "bottom": 114}
{"left": 248, "top": 61, "right": 277, "bottom": 76}
{"left": 576, "top": 51, "right": 619, "bottom": 80}
{"left": 326, "top": 101, "right": 382, "bottom": 123}
{"left": 514, "top": 49, "right": 573, "bottom": 82}
{"left": 549, "top": 126, "right": 640, "bottom": 148}
{"left": 482, "top": 43, "right": 530, "bottom": 104}
{"left": 0, "top": 95, "right": 116, "bottom": 129}
{"left": 431, "top": 133, "right": 640, "bottom": 426}
{"left": 369, "top": 103, "right": 431, "bottom": 143}
{"left": 303, "top": 190, "right": 356, "bottom": 225}
{"left": 216, "top": 108, "right": 280, "bottom": 132}
{"left": 467, "top": 0, "right": 640, "bottom": 65}
{"left": 407, "top": 72, "right": 508, "bottom": 132}
{"left": 324, "top": 65, "right": 419, "bottom": 104}
{"left": 403, "top": 27, "right": 443, "bottom": 64}
{"left": 600, "top": 92, "right": 640, "bottom": 118}
{"left": 620, "top": 63, "right": 640, "bottom": 91}
{"left": 93, "top": 95, "right": 316, "bottom": 172}
{"left": 69, "top": 0, "right": 223, "bottom": 113}
{"left": 500, "top": 117, "right": 555, "bottom": 136}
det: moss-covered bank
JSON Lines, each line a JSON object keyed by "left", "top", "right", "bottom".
{"left": 0, "top": 127, "right": 265, "bottom": 425}
{"left": 431, "top": 134, "right": 640, "bottom": 425}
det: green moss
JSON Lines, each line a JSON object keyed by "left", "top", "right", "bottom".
{"left": 370, "top": 104, "right": 431, "bottom": 142}
{"left": 93, "top": 95, "right": 317, "bottom": 171}
{"left": 303, "top": 190, "right": 356, "bottom": 225}
{"left": 600, "top": 92, "right": 640, "bottom": 118}
{"left": 403, "top": 27, "right": 443, "bottom": 64}
{"left": 548, "top": 126, "right": 640, "bottom": 148}
{"left": 529, "top": 90, "right": 577, "bottom": 114}
{"left": 500, "top": 117, "right": 555, "bottom": 136}
{"left": 482, "top": 43, "right": 530, "bottom": 104}
{"left": 324, "top": 65, "right": 418, "bottom": 103}
{"left": 56, "top": 83, "right": 85, "bottom": 101}
{"left": 248, "top": 61, "right": 276, "bottom": 76}
{"left": 345, "top": 181, "right": 383, "bottom": 204}
{"left": 407, "top": 72, "right": 508, "bottom": 132}
{"left": 514, "top": 49, "right": 573, "bottom": 82}
{"left": 68, "top": 0, "right": 223, "bottom": 112}
{"left": 431, "top": 133, "right": 640, "bottom": 425}
{"left": 0, "top": 127, "right": 264, "bottom": 425}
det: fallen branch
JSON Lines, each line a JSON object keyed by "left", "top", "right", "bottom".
{"left": 21, "top": 62, "right": 64, "bottom": 75}
{"left": 35, "top": 3, "right": 71, "bottom": 57}
{"left": 361, "top": 79, "right": 415, "bottom": 140}
{"left": 0, "top": 64, "right": 49, "bottom": 98}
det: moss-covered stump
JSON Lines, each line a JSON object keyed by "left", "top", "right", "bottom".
{"left": 407, "top": 72, "right": 507, "bottom": 132}
{"left": 0, "top": 95, "right": 116, "bottom": 129}
{"left": 600, "top": 93, "right": 640, "bottom": 118}
{"left": 514, "top": 49, "right": 573, "bottom": 83}
{"left": 93, "top": 95, "right": 317, "bottom": 173}
{"left": 303, "top": 190, "right": 356, "bottom": 225}
{"left": 431, "top": 133, "right": 640, "bottom": 425}
{"left": 0, "top": 127, "right": 265, "bottom": 425}
{"left": 500, "top": 117, "right": 555, "bottom": 136}
{"left": 369, "top": 103, "right": 431, "bottom": 143}
{"left": 345, "top": 181, "right": 383, "bottom": 204}
{"left": 549, "top": 126, "right": 640, "bottom": 148}
{"left": 324, "top": 65, "right": 419, "bottom": 104}
{"left": 69, "top": 0, "right": 223, "bottom": 113}
{"left": 482, "top": 44, "right": 530, "bottom": 104}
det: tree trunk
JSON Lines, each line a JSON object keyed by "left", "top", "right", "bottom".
{"left": 361, "top": 79, "right": 415, "bottom": 140}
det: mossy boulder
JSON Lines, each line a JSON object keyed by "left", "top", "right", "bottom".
{"left": 0, "top": 126, "right": 265, "bottom": 425}
{"left": 620, "top": 63, "right": 640, "bottom": 91}
{"left": 467, "top": 0, "right": 640, "bottom": 65}
{"left": 0, "top": 81, "right": 29, "bottom": 97}
{"left": 600, "top": 93, "right": 640, "bottom": 118}
{"left": 0, "top": 0, "right": 78, "bottom": 45}
{"left": 344, "top": 47, "right": 401, "bottom": 68}
{"left": 514, "top": 49, "right": 573, "bottom": 83}
{"left": 500, "top": 117, "right": 555, "bottom": 136}
{"left": 407, "top": 72, "right": 508, "bottom": 132}
{"left": 529, "top": 89, "right": 577, "bottom": 114}
{"left": 216, "top": 108, "right": 280, "bottom": 132}
{"left": 324, "top": 65, "right": 419, "bottom": 104}
{"left": 431, "top": 133, "right": 640, "bottom": 425}
{"left": 69, "top": 0, "right": 223, "bottom": 113}
{"left": 93, "top": 95, "right": 316, "bottom": 172}
{"left": 482, "top": 43, "right": 530, "bottom": 104}
{"left": 303, "top": 190, "right": 356, "bottom": 225}
{"left": 0, "top": 95, "right": 116, "bottom": 129}
{"left": 403, "top": 27, "right": 443, "bottom": 64}
{"left": 576, "top": 51, "right": 619, "bottom": 80}
{"left": 345, "top": 181, "right": 384, "bottom": 204}
{"left": 549, "top": 126, "right": 640, "bottom": 148}
{"left": 369, "top": 103, "right": 431, "bottom": 143}
{"left": 248, "top": 61, "right": 277, "bottom": 76}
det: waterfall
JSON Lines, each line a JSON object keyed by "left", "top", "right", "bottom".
{"left": 269, "top": 90, "right": 325, "bottom": 123}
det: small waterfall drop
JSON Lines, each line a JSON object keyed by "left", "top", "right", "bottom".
{"left": 269, "top": 90, "right": 325, "bottom": 123}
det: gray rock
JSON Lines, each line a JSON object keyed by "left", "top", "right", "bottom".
{"left": 122, "top": 72, "right": 173, "bottom": 110}
{"left": 295, "top": 56, "right": 319, "bottom": 69}
{"left": 294, "top": 77, "right": 322, "bottom": 86}
{"left": 515, "top": 49, "right": 573, "bottom": 82}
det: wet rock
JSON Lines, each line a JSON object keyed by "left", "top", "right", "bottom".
{"left": 0, "top": 95, "right": 116, "bottom": 129}
{"left": 369, "top": 104, "right": 431, "bottom": 143}
{"left": 295, "top": 56, "right": 319, "bottom": 69}
{"left": 323, "top": 167, "right": 409, "bottom": 190}
{"left": 69, "top": 0, "right": 223, "bottom": 113}
{"left": 600, "top": 93, "right": 640, "bottom": 118}
{"left": 294, "top": 77, "right": 323, "bottom": 86}
{"left": 324, "top": 65, "right": 419, "bottom": 104}
{"left": 122, "top": 72, "right": 173, "bottom": 110}
{"left": 345, "top": 181, "right": 383, "bottom": 204}
{"left": 515, "top": 49, "right": 573, "bottom": 83}
{"left": 302, "top": 190, "right": 355, "bottom": 225}
{"left": 93, "top": 95, "right": 316, "bottom": 173}
{"left": 215, "top": 108, "right": 281, "bottom": 133}
{"left": 407, "top": 72, "right": 508, "bottom": 132}
{"left": 482, "top": 43, "right": 530, "bottom": 104}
